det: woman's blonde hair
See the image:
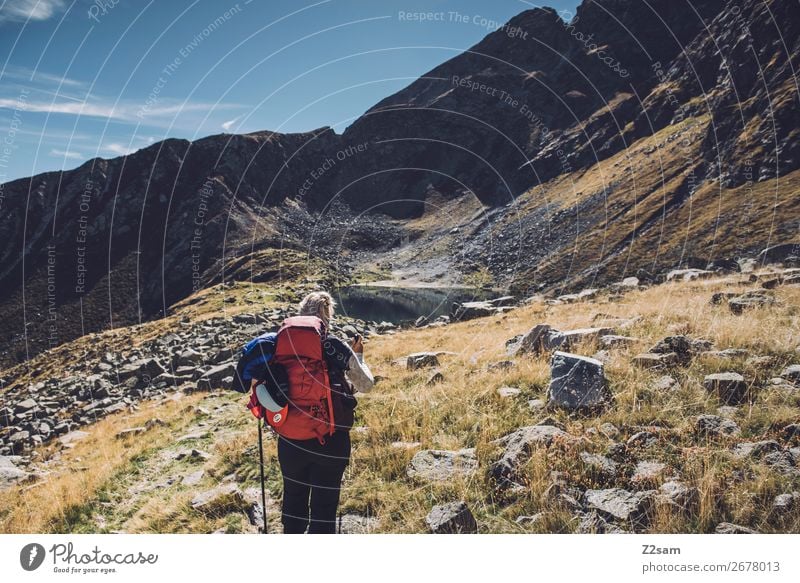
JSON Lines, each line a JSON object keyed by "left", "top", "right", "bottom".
{"left": 297, "top": 291, "right": 336, "bottom": 323}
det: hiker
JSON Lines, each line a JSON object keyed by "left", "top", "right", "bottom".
{"left": 239, "top": 291, "right": 374, "bottom": 533}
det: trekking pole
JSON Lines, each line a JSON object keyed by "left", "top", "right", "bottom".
{"left": 257, "top": 417, "right": 268, "bottom": 534}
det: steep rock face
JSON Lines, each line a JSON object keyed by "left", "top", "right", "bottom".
{"left": 339, "top": 1, "right": 725, "bottom": 216}
{"left": 0, "top": 129, "right": 340, "bottom": 365}
{"left": 1, "top": 0, "right": 798, "bottom": 365}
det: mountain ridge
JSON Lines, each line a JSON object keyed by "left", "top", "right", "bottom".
{"left": 0, "top": 0, "right": 798, "bottom": 366}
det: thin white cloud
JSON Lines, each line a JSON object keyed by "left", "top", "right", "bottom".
{"left": 1, "top": 65, "right": 86, "bottom": 88}
{"left": 103, "top": 143, "right": 136, "bottom": 156}
{"left": 221, "top": 115, "right": 242, "bottom": 132}
{"left": 49, "top": 148, "right": 83, "bottom": 160}
{"left": 0, "top": 0, "right": 65, "bottom": 23}
{"left": 0, "top": 97, "right": 243, "bottom": 124}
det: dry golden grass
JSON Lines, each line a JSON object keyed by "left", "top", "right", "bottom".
{"left": 0, "top": 393, "right": 204, "bottom": 533}
{"left": 338, "top": 276, "right": 800, "bottom": 532}
{"left": 2, "top": 274, "right": 798, "bottom": 533}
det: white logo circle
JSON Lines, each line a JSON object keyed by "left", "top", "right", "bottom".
{"left": 272, "top": 413, "right": 282, "bottom": 423}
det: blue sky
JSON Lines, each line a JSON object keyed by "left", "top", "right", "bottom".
{"left": 0, "top": 0, "right": 579, "bottom": 182}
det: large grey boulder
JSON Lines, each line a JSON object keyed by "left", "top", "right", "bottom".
{"left": 703, "top": 372, "right": 748, "bottom": 404}
{"left": 425, "top": 501, "right": 477, "bottom": 534}
{"left": 491, "top": 424, "right": 574, "bottom": 485}
{"left": 547, "top": 351, "right": 611, "bottom": 412}
{"left": 584, "top": 488, "right": 654, "bottom": 528}
{"left": 407, "top": 449, "right": 477, "bottom": 482}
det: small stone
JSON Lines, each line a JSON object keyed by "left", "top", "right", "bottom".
{"left": 714, "top": 522, "right": 756, "bottom": 534}
{"left": 632, "top": 353, "right": 678, "bottom": 369}
{"left": 13, "top": 399, "right": 38, "bottom": 414}
{"left": 631, "top": 461, "right": 668, "bottom": 486}
{"left": 407, "top": 449, "right": 478, "bottom": 482}
{"left": 772, "top": 493, "right": 796, "bottom": 514}
{"left": 59, "top": 430, "right": 89, "bottom": 445}
{"left": 407, "top": 353, "right": 440, "bottom": 370}
{"left": 651, "top": 375, "right": 677, "bottom": 391}
{"left": 695, "top": 414, "right": 740, "bottom": 437}
{"left": 658, "top": 480, "right": 699, "bottom": 513}
{"left": 599, "top": 422, "right": 620, "bottom": 440}
{"left": 425, "top": 501, "right": 477, "bottom": 534}
{"left": 627, "top": 431, "right": 658, "bottom": 448}
{"left": 527, "top": 398, "right": 545, "bottom": 411}
{"left": 426, "top": 370, "right": 444, "bottom": 385}
{"left": 182, "top": 470, "right": 205, "bottom": 486}
{"left": 729, "top": 293, "right": 775, "bottom": 314}
{"left": 491, "top": 425, "right": 575, "bottom": 485}
{"left": 488, "top": 360, "right": 516, "bottom": 371}
{"left": 337, "top": 513, "right": 380, "bottom": 534}
{"left": 0, "top": 456, "right": 28, "bottom": 490}
{"left": 781, "top": 364, "right": 800, "bottom": 385}
{"left": 514, "top": 513, "right": 544, "bottom": 527}
{"left": 115, "top": 427, "right": 147, "bottom": 439}
{"left": 782, "top": 423, "right": 800, "bottom": 442}
{"left": 731, "top": 440, "right": 781, "bottom": 459}
{"left": 703, "top": 372, "right": 748, "bottom": 405}
{"left": 600, "top": 335, "right": 638, "bottom": 348}
{"left": 178, "top": 431, "right": 209, "bottom": 442}
{"left": 580, "top": 452, "right": 618, "bottom": 482}
{"left": 390, "top": 441, "right": 421, "bottom": 450}
{"left": 497, "top": 386, "right": 521, "bottom": 399}
{"left": 191, "top": 483, "right": 246, "bottom": 515}
{"left": 584, "top": 488, "right": 654, "bottom": 528}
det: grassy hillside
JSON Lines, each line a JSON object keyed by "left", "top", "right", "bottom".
{"left": 1, "top": 271, "right": 799, "bottom": 533}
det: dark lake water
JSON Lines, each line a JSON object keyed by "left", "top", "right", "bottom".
{"left": 335, "top": 285, "right": 497, "bottom": 325}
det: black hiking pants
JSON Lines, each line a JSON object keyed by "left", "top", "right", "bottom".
{"left": 277, "top": 431, "right": 350, "bottom": 534}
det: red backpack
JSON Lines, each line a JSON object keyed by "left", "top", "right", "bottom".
{"left": 249, "top": 316, "right": 336, "bottom": 443}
